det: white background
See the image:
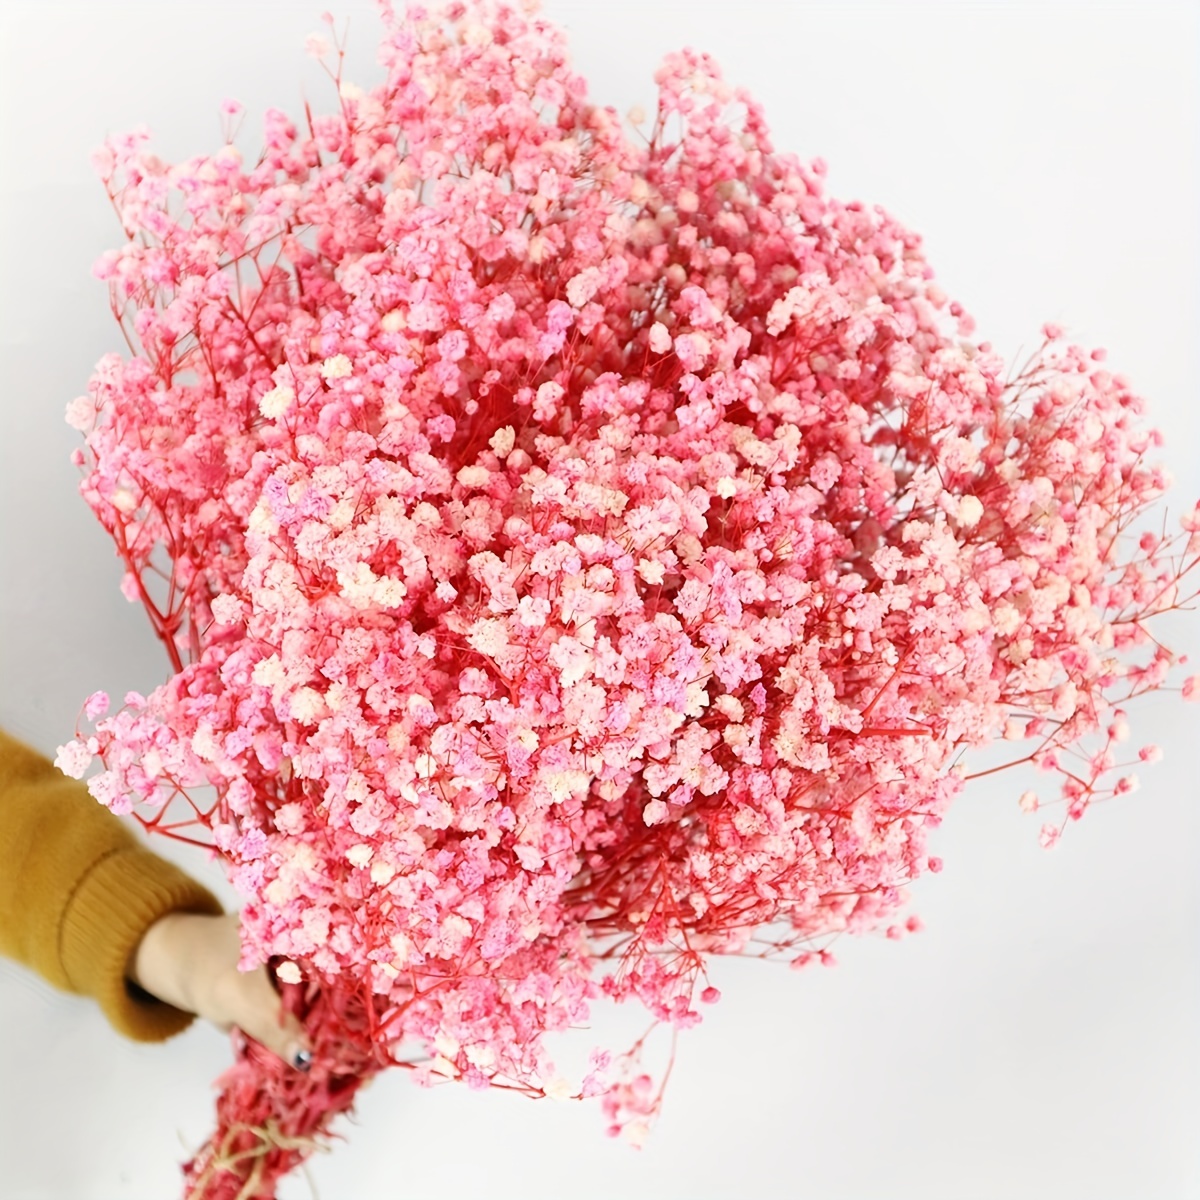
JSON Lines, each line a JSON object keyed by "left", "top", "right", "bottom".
{"left": 1, "top": 2, "right": 1197, "bottom": 1197}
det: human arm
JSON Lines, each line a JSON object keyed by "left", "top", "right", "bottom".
{"left": 0, "top": 728, "right": 308, "bottom": 1064}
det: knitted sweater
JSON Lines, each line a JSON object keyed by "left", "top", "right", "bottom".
{"left": 0, "top": 728, "right": 222, "bottom": 1041}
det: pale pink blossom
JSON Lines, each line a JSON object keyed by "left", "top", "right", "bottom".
{"left": 54, "top": 740, "right": 93, "bottom": 779}
{"left": 67, "top": 0, "right": 1198, "bottom": 1190}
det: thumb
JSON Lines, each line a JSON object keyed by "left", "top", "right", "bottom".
{"left": 228, "top": 967, "right": 313, "bottom": 1071}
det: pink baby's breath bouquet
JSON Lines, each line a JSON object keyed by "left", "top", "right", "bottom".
{"left": 57, "top": 1, "right": 1199, "bottom": 1195}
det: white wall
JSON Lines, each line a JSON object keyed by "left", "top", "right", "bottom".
{"left": 0, "top": 2, "right": 1196, "bottom": 1197}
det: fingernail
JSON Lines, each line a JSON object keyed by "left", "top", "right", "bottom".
{"left": 291, "top": 1048, "right": 313, "bottom": 1072}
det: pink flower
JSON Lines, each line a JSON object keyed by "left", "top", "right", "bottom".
{"left": 54, "top": 740, "right": 93, "bottom": 779}
{"left": 67, "top": 0, "right": 1197, "bottom": 1190}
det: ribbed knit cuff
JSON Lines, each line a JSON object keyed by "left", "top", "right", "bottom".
{"left": 59, "top": 844, "right": 224, "bottom": 1042}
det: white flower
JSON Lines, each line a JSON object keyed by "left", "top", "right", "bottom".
{"left": 535, "top": 380, "right": 564, "bottom": 412}
{"left": 259, "top": 385, "right": 295, "bottom": 419}
{"left": 346, "top": 843, "right": 374, "bottom": 868}
{"left": 320, "top": 354, "right": 353, "bottom": 379}
{"left": 54, "top": 740, "right": 93, "bottom": 779}
{"left": 765, "top": 286, "right": 802, "bottom": 337}
{"left": 516, "top": 595, "right": 550, "bottom": 628}
{"left": 467, "top": 617, "right": 509, "bottom": 657}
{"left": 549, "top": 635, "right": 594, "bottom": 688}
{"left": 275, "top": 961, "right": 302, "bottom": 984}
{"left": 637, "top": 558, "right": 666, "bottom": 585}
{"left": 112, "top": 487, "right": 138, "bottom": 514}
{"left": 65, "top": 395, "right": 96, "bottom": 432}
{"left": 1052, "top": 681, "right": 1078, "bottom": 718}
{"left": 565, "top": 266, "right": 603, "bottom": 309}
{"left": 648, "top": 322, "right": 672, "bottom": 354}
{"left": 684, "top": 679, "right": 710, "bottom": 717}
{"left": 191, "top": 725, "right": 221, "bottom": 762}
{"left": 456, "top": 465, "right": 491, "bottom": 489}
{"left": 289, "top": 686, "right": 327, "bottom": 724}
{"left": 462, "top": 21, "right": 494, "bottom": 48}
{"left": 338, "top": 561, "right": 405, "bottom": 610}
{"left": 643, "top": 798, "right": 668, "bottom": 825}
{"left": 434, "top": 1033, "right": 460, "bottom": 1059}
{"left": 247, "top": 498, "right": 278, "bottom": 536}
{"left": 624, "top": 1121, "right": 650, "bottom": 1148}
{"left": 489, "top": 426, "right": 516, "bottom": 458}
{"left": 389, "top": 932, "right": 413, "bottom": 966}
{"left": 370, "top": 859, "right": 397, "bottom": 886}
{"left": 252, "top": 654, "right": 287, "bottom": 690}
{"left": 956, "top": 494, "right": 984, "bottom": 528}
{"left": 464, "top": 1043, "right": 496, "bottom": 1068}
{"left": 992, "top": 603, "right": 1021, "bottom": 637}
{"left": 210, "top": 594, "right": 243, "bottom": 625}
{"left": 373, "top": 575, "right": 408, "bottom": 609}
{"left": 545, "top": 769, "right": 590, "bottom": 803}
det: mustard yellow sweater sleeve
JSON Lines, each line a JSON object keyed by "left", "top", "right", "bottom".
{"left": 0, "top": 728, "right": 223, "bottom": 1041}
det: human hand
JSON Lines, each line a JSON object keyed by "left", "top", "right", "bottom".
{"left": 128, "top": 911, "right": 312, "bottom": 1069}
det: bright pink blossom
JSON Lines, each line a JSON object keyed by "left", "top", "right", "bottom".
{"left": 67, "top": 1, "right": 1198, "bottom": 1195}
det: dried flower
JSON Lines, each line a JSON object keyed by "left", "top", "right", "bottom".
{"left": 68, "top": 1, "right": 1198, "bottom": 1194}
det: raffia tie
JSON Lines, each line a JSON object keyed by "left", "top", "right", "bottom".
{"left": 185, "top": 1120, "right": 326, "bottom": 1200}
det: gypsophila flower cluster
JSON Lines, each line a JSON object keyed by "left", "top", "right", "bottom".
{"left": 57, "top": 1, "right": 1199, "bottom": 1195}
